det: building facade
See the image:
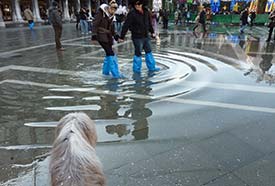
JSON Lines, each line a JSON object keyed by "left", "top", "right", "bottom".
{"left": 0, "top": 0, "right": 101, "bottom": 27}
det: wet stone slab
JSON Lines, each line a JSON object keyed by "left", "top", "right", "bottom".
{"left": 1, "top": 24, "right": 275, "bottom": 186}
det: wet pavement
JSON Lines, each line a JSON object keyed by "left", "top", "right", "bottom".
{"left": 1, "top": 23, "right": 275, "bottom": 186}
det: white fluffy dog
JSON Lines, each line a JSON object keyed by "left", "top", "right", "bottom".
{"left": 49, "top": 112, "right": 106, "bottom": 186}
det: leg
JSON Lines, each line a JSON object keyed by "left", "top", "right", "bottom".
{"left": 98, "top": 41, "right": 122, "bottom": 78}
{"left": 98, "top": 41, "right": 115, "bottom": 75}
{"left": 143, "top": 37, "right": 160, "bottom": 71}
{"left": 267, "top": 27, "right": 273, "bottom": 42}
{"left": 84, "top": 20, "right": 89, "bottom": 34}
{"left": 80, "top": 20, "right": 85, "bottom": 34}
{"left": 132, "top": 38, "right": 143, "bottom": 73}
{"left": 54, "top": 26, "right": 62, "bottom": 49}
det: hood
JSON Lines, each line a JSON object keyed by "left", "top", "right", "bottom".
{"left": 100, "top": 4, "right": 114, "bottom": 19}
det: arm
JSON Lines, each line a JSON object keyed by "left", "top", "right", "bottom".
{"left": 120, "top": 12, "right": 132, "bottom": 39}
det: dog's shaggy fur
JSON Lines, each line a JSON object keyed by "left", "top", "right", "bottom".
{"left": 49, "top": 112, "right": 106, "bottom": 186}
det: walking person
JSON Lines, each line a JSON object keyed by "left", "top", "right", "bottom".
{"left": 249, "top": 10, "right": 256, "bottom": 28}
{"left": 266, "top": 9, "right": 275, "bottom": 42}
{"left": 192, "top": 13, "right": 200, "bottom": 38}
{"left": 49, "top": 1, "right": 64, "bottom": 51}
{"left": 239, "top": 8, "right": 248, "bottom": 34}
{"left": 199, "top": 7, "right": 207, "bottom": 37}
{"left": 79, "top": 8, "right": 89, "bottom": 34}
{"left": 93, "top": 0, "right": 123, "bottom": 78}
{"left": 24, "top": 6, "right": 34, "bottom": 30}
{"left": 119, "top": 0, "right": 160, "bottom": 73}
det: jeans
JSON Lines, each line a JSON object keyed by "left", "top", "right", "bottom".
{"left": 80, "top": 19, "right": 88, "bottom": 34}
{"left": 114, "top": 22, "right": 122, "bottom": 35}
{"left": 132, "top": 37, "right": 152, "bottom": 57}
{"left": 53, "top": 25, "right": 62, "bottom": 49}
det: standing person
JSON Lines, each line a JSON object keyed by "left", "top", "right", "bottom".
{"left": 162, "top": 9, "right": 169, "bottom": 29}
{"left": 199, "top": 7, "right": 207, "bottom": 37}
{"left": 49, "top": 1, "right": 64, "bottom": 51}
{"left": 93, "top": 0, "right": 123, "bottom": 78}
{"left": 266, "top": 9, "right": 275, "bottom": 42}
{"left": 75, "top": 11, "right": 80, "bottom": 30}
{"left": 151, "top": 9, "right": 159, "bottom": 38}
{"left": 174, "top": 10, "right": 179, "bottom": 25}
{"left": 192, "top": 13, "right": 200, "bottom": 38}
{"left": 239, "top": 8, "right": 248, "bottom": 34}
{"left": 114, "top": 5, "right": 125, "bottom": 36}
{"left": 119, "top": 0, "right": 160, "bottom": 73}
{"left": 79, "top": 8, "right": 88, "bottom": 34}
{"left": 249, "top": 10, "right": 256, "bottom": 28}
{"left": 24, "top": 6, "right": 34, "bottom": 30}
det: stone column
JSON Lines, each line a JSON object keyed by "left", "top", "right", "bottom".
{"left": 11, "top": 0, "right": 24, "bottom": 22}
{"left": 87, "top": 0, "right": 91, "bottom": 17}
{"left": 76, "top": 0, "right": 80, "bottom": 12}
{"left": 63, "top": 0, "right": 70, "bottom": 21}
{"left": 0, "top": 4, "right": 6, "bottom": 28}
{"left": 32, "top": 0, "right": 43, "bottom": 22}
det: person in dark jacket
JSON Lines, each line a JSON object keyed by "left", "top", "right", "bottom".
{"left": 93, "top": 0, "right": 123, "bottom": 78}
{"left": 199, "top": 7, "right": 207, "bottom": 37}
{"left": 266, "top": 9, "right": 275, "bottom": 42}
{"left": 49, "top": 1, "right": 64, "bottom": 51}
{"left": 120, "top": 0, "right": 160, "bottom": 73}
{"left": 249, "top": 10, "right": 256, "bottom": 28}
{"left": 162, "top": 9, "right": 169, "bottom": 29}
{"left": 240, "top": 8, "right": 248, "bottom": 34}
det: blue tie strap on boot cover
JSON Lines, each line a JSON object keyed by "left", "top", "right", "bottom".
{"left": 133, "top": 55, "right": 142, "bottom": 73}
{"left": 110, "top": 55, "right": 123, "bottom": 78}
{"left": 102, "top": 56, "right": 110, "bottom": 75}
{"left": 145, "top": 52, "right": 160, "bottom": 71}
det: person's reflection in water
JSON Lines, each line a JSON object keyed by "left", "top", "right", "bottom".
{"left": 106, "top": 124, "right": 130, "bottom": 137}
{"left": 124, "top": 73, "right": 153, "bottom": 140}
{"left": 99, "top": 79, "right": 120, "bottom": 120}
{"left": 257, "top": 43, "right": 274, "bottom": 83}
{"left": 238, "top": 33, "right": 246, "bottom": 49}
{"left": 56, "top": 50, "right": 65, "bottom": 69}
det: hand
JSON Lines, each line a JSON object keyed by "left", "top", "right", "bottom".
{"left": 118, "top": 38, "right": 124, "bottom": 43}
{"left": 151, "top": 33, "right": 156, "bottom": 39}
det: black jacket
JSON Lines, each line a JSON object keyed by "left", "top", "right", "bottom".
{"left": 120, "top": 7, "right": 154, "bottom": 39}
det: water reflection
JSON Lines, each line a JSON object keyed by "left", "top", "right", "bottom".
{"left": 125, "top": 74, "right": 153, "bottom": 140}
{"left": 257, "top": 43, "right": 275, "bottom": 83}
{"left": 103, "top": 74, "right": 154, "bottom": 140}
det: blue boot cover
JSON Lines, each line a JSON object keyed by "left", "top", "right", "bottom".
{"left": 102, "top": 56, "right": 110, "bottom": 75}
{"left": 133, "top": 55, "right": 142, "bottom": 73}
{"left": 145, "top": 52, "right": 160, "bottom": 71}
{"left": 109, "top": 55, "right": 123, "bottom": 78}
{"left": 29, "top": 22, "right": 34, "bottom": 29}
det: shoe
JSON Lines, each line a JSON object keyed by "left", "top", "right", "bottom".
{"left": 102, "top": 56, "right": 110, "bottom": 75}
{"left": 133, "top": 55, "right": 142, "bottom": 73}
{"left": 109, "top": 55, "right": 124, "bottom": 78}
{"left": 266, "top": 39, "right": 271, "bottom": 42}
{"left": 145, "top": 52, "right": 160, "bottom": 72}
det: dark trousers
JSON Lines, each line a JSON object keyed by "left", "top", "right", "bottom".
{"left": 267, "top": 27, "right": 275, "bottom": 41}
{"left": 98, "top": 41, "right": 114, "bottom": 56}
{"left": 132, "top": 37, "right": 152, "bottom": 57}
{"left": 53, "top": 25, "right": 62, "bottom": 49}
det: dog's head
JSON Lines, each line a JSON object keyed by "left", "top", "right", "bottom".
{"left": 56, "top": 112, "right": 98, "bottom": 147}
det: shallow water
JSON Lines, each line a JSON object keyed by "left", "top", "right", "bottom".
{"left": 1, "top": 24, "right": 275, "bottom": 185}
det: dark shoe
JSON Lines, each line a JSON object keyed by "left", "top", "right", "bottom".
{"left": 266, "top": 39, "right": 271, "bottom": 42}
{"left": 57, "top": 47, "right": 65, "bottom": 51}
